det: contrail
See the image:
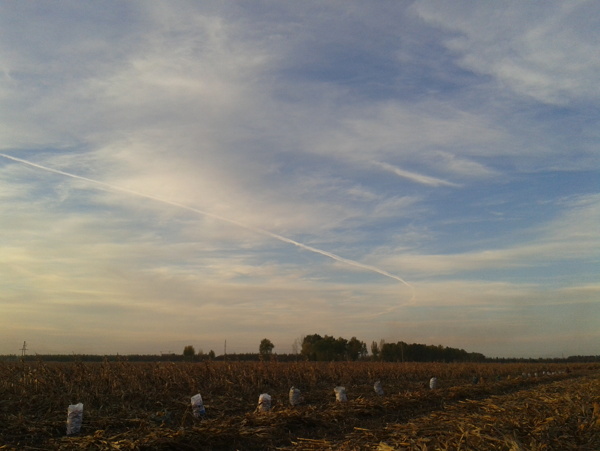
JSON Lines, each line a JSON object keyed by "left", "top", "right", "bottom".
{"left": 0, "top": 152, "right": 415, "bottom": 293}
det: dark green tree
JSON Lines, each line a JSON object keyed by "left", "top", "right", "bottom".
{"left": 301, "top": 334, "right": 364, "bottom": 361}
{"left": 347, "top": 337, "right": 367, "bottom": 360}
{"left": 259, "top": 338, "right": 274, "bottom": 357}
{"left": 183, "top": 345, "right": 195, "bottom": 360}
{"left": 301, "top": 334, "right": 323, "bottom": 360}
{"left": 371, "top": 340, "right": 380, "bottom": 360}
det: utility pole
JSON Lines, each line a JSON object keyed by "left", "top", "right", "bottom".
{"left": 224, "top": 340, "right": 227, "bottom": 356}
{"left": 20, "top": 341, "right": 28, "bottom": 359}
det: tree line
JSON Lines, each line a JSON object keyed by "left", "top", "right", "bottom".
{"left": 300, "top": 334, "right": 367, "bottom": 361}
{"left": 8, "top": 334, "right": 597, "bottom": 363}
{"left": 372, "top": 340, "right": 485, "bottom": 363}
{"left": 299, "top": 335, "right": 485, "bottom": 362}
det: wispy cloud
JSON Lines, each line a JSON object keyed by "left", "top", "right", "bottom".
{"left": 373, "top": 161, "right": 460, "bottom": 187}
{"left": 0, "top": 153, "right": 414, "bottom": 291}
{"left": 427, "top": 151, "right": 499, "bottom": 179}
{"left": 413, "top": 1, "right": 600, "bottom": 105}
{"left": 377, "top": 193, "right": 600, "bottom": 276}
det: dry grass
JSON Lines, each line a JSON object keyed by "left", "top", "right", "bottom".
{"left": 1, "top": 361, "right": 598, "bottom": 450}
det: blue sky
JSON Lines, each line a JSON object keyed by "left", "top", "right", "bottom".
{"left": 1, "top": 1, "right": 598, "bottom": 358}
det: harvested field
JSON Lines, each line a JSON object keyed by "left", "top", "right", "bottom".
{"left": 1, "top": 361, "right": 599, "bottom": 450}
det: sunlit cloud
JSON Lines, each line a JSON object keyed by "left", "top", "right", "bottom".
{"left": 1, "top": 153, "right": 414, "bottom": 293}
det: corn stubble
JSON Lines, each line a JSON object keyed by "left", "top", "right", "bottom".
{"left": 1, "top": 361, "right": 599, "bottom": 450}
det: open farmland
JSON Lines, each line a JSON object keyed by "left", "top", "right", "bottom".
{"left": 1, "top": 361, "right": 599, "bottom": 450}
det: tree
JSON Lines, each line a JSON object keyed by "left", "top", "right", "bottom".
{"left": 301, "top": 334, "right": 361, "bottom": 361}
{"left": 259, "top": 338, "right": 274, "bottom": 357}
{"left": 301, "top": 334, "right": 323, "bottom": 360}
{"left": 347, "top": 337, "right": 367, "bottom": 360}
{"left": 381, "top": 342, "right": 401, "bottom": 361}
{"left": 183, "top": 345, "right": 195, "bottom": 360}
{"left": 371, "top": 341, "right": 380, "bottom": 360}
{"left": 291, "top": 336, "right": 304, "bottom": 355}
{"left": 208, "top": 350, "right": 215, "bottom": 360}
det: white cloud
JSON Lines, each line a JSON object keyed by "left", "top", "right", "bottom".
{"left": 377, "top": 193, "right": 600, "bottom": 276}
{"left": 414, "top": 1, "right": 600, "bottom": 105}
{"left": 373, "top": 161, "right": 460, "bottom": 187}
{"left": 427, "top": 151, "right": 499, "bottom": 179}
{"left": 313, "top": 100, "right": 504, "bottom": 159}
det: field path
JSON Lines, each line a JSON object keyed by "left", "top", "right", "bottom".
{"left": 288, "top": 373, "right": 600, "bottom": 450}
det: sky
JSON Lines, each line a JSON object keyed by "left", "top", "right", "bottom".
{"left": 1, "top": 1, "right": 599, "bottom": 359}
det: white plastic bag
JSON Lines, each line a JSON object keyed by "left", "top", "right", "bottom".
{"left": 66, "top": 403, "right": 83, "bottom": 435}
{"left": 429, "top": 377, "right": 438, "bottom": 389}
{"left": 374, "top": 380, "right": 384, "bottom": 396}
{"left": 334, "top": 386, "right": 347, "bottom": 402}
{"left": 289, "top": 387, "right": 302, "bottom": 406}
{"left": 257, "top": 393, "right": 271, "bottom": 412}
{"left": 191, "top": 393, "right": 206, "bottom": 417}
